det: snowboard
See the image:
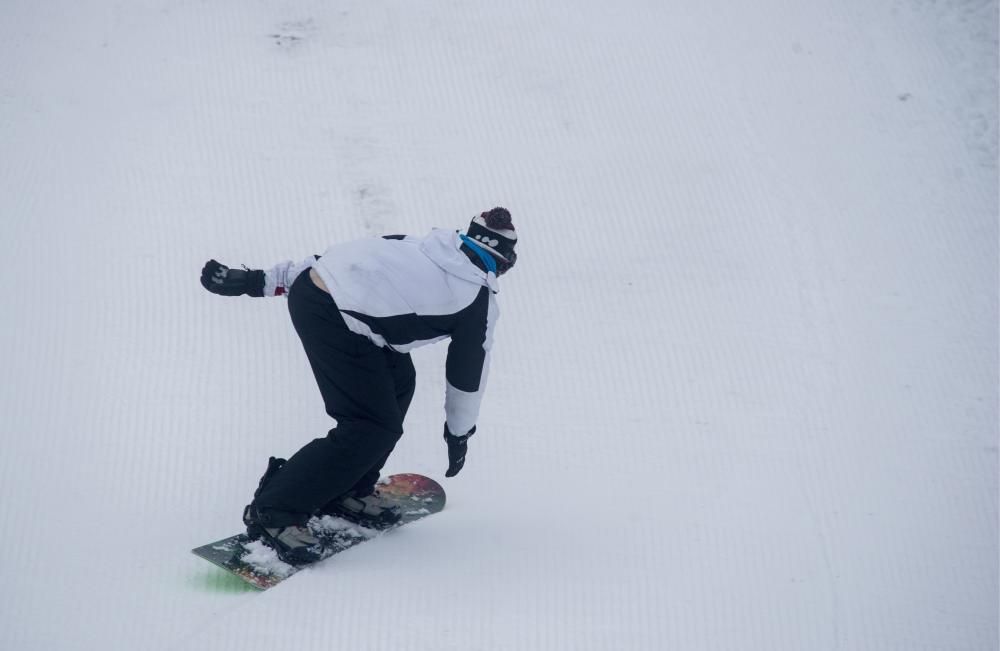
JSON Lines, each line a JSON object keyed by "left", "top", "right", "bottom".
{"left": 192, "top": 473, "right": 445, "bottom": 590}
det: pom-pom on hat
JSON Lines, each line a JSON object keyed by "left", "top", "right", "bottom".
{"left": 466, "top": 207, "right": 517, "bottom": 273}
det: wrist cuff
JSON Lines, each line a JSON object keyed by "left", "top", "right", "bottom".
{"left": 246, "top": 270, "right": 266, "bottom": 297}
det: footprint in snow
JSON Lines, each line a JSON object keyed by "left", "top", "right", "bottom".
{"left": 269, "top": 19, "right": 315, "bottom": 49}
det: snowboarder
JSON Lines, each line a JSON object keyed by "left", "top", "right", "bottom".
{"left": 199, "top": 208, "right": 517, "bottom": 564}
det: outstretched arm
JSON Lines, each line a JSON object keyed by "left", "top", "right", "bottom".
{"left": 200, "top": 256, "right": 317, "bottom": 298}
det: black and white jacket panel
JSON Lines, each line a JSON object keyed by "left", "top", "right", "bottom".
{"left": 262, "top": 228, "right": 499, "bottom": 436}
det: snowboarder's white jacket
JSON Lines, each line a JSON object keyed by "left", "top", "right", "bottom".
{"left": 262, "top": 228, "right": 499, "bottom": 436}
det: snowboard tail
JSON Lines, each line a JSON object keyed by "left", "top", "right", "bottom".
{"left": 192, "top": 473, "right": 445, "bottom": 590}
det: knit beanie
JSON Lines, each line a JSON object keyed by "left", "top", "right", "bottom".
{"left": 465, "top": 207, "right": 517, "bottom": 273}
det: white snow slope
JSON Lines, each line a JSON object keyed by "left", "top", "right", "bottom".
{"left": 1, "top": 1, "right": 996, "bottom": 650}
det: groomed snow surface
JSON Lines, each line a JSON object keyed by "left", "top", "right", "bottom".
{"left": 1, "top": 1, "right": 996, "bottom": 650}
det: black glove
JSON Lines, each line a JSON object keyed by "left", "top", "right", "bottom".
{"left": 200, "top": 260, "right": 265, "bottom": 297}
{"left": 444, "top": 424, "right": 476, "bottom": 477}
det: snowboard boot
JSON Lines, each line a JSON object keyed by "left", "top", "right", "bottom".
{"left": 243, "top": 504, "right": 326, "bottom": 565}
{"left": 318, "top": 488, "right": 402, "bottom": 530}
{"left": 242, "top": 456, "right": 325, "bottom": 565}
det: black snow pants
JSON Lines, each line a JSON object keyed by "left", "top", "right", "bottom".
{"left": 252, "top": 270, "right": 416, "bottom": 525}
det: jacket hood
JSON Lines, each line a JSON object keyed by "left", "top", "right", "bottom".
{"left": 420, "top": 229, "right": 499, "bottom": 293}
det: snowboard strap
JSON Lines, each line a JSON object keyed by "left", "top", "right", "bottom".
{"left": 253, "top": 457, "right": 287, "bottom": 500}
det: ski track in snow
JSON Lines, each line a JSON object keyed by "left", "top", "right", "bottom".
{"left": 0, "top": 1, "right": 996, "bottom": 650}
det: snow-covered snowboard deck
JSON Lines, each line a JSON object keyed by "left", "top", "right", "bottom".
{"left": 192, "top": 473, "right": 445, "bottom": 590}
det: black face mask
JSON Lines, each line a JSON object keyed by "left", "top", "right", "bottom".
{"left": 495, "top": 250, "right": 517, "bottom": 276}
